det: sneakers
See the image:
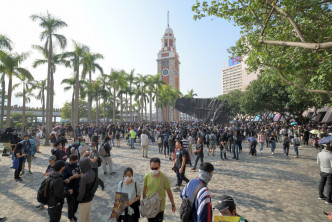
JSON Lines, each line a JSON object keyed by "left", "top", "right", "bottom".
{"left": 15, "top": 178, "right": 23, "bottom": 182}
{"left": 20, "top": 171, "right": 25, "bottom": 176}
{"left": 326, "top": 200, "right": 332, "bottom": 204}
{"left": 173, "top": 187, "right": 181, "bottom": 192}
{"left": 36, "top": 203, "right": 45, "bottom": 209}
{"left": 28, "top": 171, "right": 32, "bottom": 174}
{"left": 191, "top": 168, "right": 196, "bottom": 171}
{"left": 319, "top": 196, "right": 327, "bottom": 200}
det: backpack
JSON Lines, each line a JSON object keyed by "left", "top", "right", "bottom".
{"left": 179, "top": 182, "right": 206, "bottom": 222}
{"left": 141, "top": 175, "right": 165, "bottom": 219}
{"left": 37, "top": 176, "right": 51, "bottom": 205}
{"left": 99, "top": 143, "right": 107, "bottom": 157}
{"left": 157, "top": 137, "right": 162, "bottom": 144}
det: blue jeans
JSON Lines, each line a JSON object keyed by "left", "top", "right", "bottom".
{"left": 110, "top": 137, "right": 115, "bottom": 146}
{"left": 270, "top": 140, "right": 276, "bottom": 153}
{"left": 294, "top": 145, "right": 299, "bottom": 157}
{"left": 193, "top": 155, "right": 203, "bottom": 170}
{"left": 232, "top": 144, "right": 239, "bottom": 159}
{"left": 259, "top": 142, "right": 264, "bottom": 152}
{"left": 130, "top": 138, "right": 135, "bottom": 148}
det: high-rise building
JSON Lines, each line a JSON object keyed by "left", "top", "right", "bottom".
{"left": 156, "top": 12, "right": 180, "bottom": 121}
{"left": 221, "top": 57, "right": 258, "bottom": 94}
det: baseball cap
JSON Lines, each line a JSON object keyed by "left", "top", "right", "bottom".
{"left": 49, "top": 155, "right": 56, "bottom": 161}
{"left": 214, "top": 195, "right": 236, "bottom": 211}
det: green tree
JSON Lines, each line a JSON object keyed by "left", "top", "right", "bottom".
{"left": 184, "top": 89, "right": 198, "bottom": 121}
{"left": 31, "top": 11, "right": 67, "bottom": 145}
{"left": 62, "top": 41, "right": 89, "bottom": 128}
{"left": 33, "top": 79, "right": 47, "bottom": 126}
{"left": 193, "top": 1, "right": 332, "bottom": 95}
{"left": 81, "top": 51, "right": 103, "bottom": 124}
{"left": 218, "top": 90, "right": 246, "bottom": 120}
{"left": 0, "top": 51, "right": 31, "bottom": 128}
{"left": 61, "top": 99, "right": 88, "bottom": 120}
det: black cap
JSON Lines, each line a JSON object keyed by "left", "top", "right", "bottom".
{"left": 199, "top": 162, "right": 214, "bottom": 173}
{"left": 54, "top": 160, "right": 66, "bottom": 171}
{"left": 214, "top": 195, "right": 236, "bottom": 211}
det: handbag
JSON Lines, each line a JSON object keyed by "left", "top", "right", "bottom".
{"left": 141, "top": 175, "right": 166, "bottom": 218}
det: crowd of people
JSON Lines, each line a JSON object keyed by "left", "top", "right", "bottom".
{"left": 2, "top": 120, "right": 331, "bottom": 222}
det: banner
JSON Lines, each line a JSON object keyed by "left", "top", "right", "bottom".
{"left": 110, "top": 192, "right": 129, "bottom": 219}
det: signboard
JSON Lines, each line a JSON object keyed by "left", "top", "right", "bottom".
{"left": 228, "top": 57, "right": 242, "bottom": 67}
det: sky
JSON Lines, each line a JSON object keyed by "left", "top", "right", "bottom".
{"left": 0, "top": 0, "right": 241, "bottom": 109}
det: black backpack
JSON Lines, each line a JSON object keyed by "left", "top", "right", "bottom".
{"left": 37, "top": 176, "right": 51, "bottom": 205}
{"left": 179, "top": 182, "right": 205, "bottom": 222}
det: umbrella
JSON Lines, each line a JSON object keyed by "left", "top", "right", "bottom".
{"left": 319, "top": 136, "right": 332, "bottom": 144}
{"left": 310, "top": 130, "right": 320, "bottom": 135}
{"left": 291, "top": 122, "right": 298, "bottom": 125}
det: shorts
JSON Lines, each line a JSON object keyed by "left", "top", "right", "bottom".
{"left": 169, "top": 145, "right": 175, "bottom": 153}
{"left": 210, "top": 144, "right": 216, "bottom": 150}
{"left": 26, "top": 155, "right": 32, "bottom": 163}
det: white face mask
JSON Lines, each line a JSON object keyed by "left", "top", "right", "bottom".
{"left": 151, "top": 170, "right": 160, "bottom": 176}
{"left": 124, "top": 176, "right": 132, "bottom": 182}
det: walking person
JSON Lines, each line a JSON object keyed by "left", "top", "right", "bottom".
{"left": 77, "top": 158, "right": 96, "bottom": 222}
{"left": 292, "top": 133, "right": 300, "bottom": 158}
{"left": 142, "top": 158, "right": 176, "bottom": 222}
{"left": 257, "top": 131, "right": 265, "bottom": 154}
{"left": 141, "top": 130, "right": 149, "bottom": 158}
{"left": 180, "top": 162, "right": 214, "bottom": 222}
{"left": 192, "top": 137, "right": 204, "bottom": 171}
{"left": 21, "top": 135, "right": 36, "bottom": 175}
{"left": 173, "top": 141, "right": 190, "bottom": 192}
{"left": 12, "top": 143, "right": 25, "bottom": 182}
{"left": 63, "top": 155, "right": 82, "bottom": 222}
{"left": 100, "top": 137, "right": 115, "bottom": 175}
{"left": 247, "top": 136, "right": 257, "bottom": 156}
{"left": 232, "top": 130, "right": 240, "bottom": 160}
{"left": 283, "top": 133, "right": 290, "bottom": 157}
{"left": 317, "top": 144, "right": 332, "bottom": 203}
{"left": 129, "top": 128, "right": 136, "bottom": 149}
{"left": 48, "top": 160, "right": 69, "bottom": 222}
{"left": 269, "top": 132, "right": 277, "bottom": 155}
{"left": 116, "top": 168, "right": 141, "bottom": 222}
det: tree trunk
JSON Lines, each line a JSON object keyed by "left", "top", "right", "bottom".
{"left": 1, "top": 77, "right": 6, "bottom": 130}
{"left": 5, "top": 76, "right": 12, "bottom": 128}
{"left": 95, "top": 95, "right": 99, "bottom": 127}
{"left": 113, "top": 88, "right": 116, "bottom": 123}
{"left": 42, "top": 88, "right": 45, "bottom": 126}
{"left": 103, "top": 97, "right": 106, "bottom": 123}
{"left": 87, "top": 72, "right": 92, "bottom": 124}
{"left": 141, "top": 91, "right": 144, "bottom": 122}
{"left": 155, "top": 89, "right": 159, "bottom": 122}
{"left": 149, "top": 93, "right": 152, "bottom": 121}
{"left": 71, "top": 91, "right": 74, "bottom": 124}
{"left": 44, "top": 37, "right": 53, "bottom": 146}
{"left": 21, "top": 84, "right": 26, "bottom": 133}
{"left": 49, "top": 68, "right": 54, "bottom": 131}
{"left": 74, "top": 64, "right": 80, "bottom": 128}
{"left": 125, "top": 93, "right": 128, "bottom": 122}
{"left": 130, "top": 94, "right": 133, "bottom": 123}
{"left": 120, "top": 93, "right": 123, "bottom": 121}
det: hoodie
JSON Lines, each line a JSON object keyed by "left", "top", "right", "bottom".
{"left": 77, "top": 158, "right": 95, "bottom": 203}
{"left": 48, "top": 172, "right": 66, "bottom": 207}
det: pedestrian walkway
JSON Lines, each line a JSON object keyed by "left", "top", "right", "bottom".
{"left": 0, "top": 140, "right": 328, "bottom": 221}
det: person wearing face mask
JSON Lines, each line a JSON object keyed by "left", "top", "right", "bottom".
{"left": 180, "top": 162, "right": 214, "bottom": 222}
{"left": 83, "top": 143, "right": 100, "bottom": 178}
{"left": 116, "top": 168, "right": 141, "bottom": 222}
{"left": 142, "top": 158, "right": 176, "bottom": 222}
{"left": 63, "top": 154, "right": 82, "bottom": 222}
{"left": 214, "top": 195, "right": 248, "bottom": 222}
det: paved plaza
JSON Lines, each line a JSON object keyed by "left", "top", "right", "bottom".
{"left": 0, "top": 139, "right": 329, "bottom": 222}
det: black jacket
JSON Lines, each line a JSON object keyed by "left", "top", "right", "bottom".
{"left": 77, "top": 158, "right": 95, "bottom": 203}
{"left": 48, "top": 172, "right": 66, "bottom": 207}
{"left": 62, "top": 162, "right": 81, "bottom": 192}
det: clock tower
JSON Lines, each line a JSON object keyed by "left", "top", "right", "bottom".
{"left": 157, "top": 12, "right": 180, "bottom": 121}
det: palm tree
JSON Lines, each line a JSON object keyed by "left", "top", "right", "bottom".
{"left": 31, "top": 12, "right": 67, "bottom": 145}
{"left": 0, "top": 34, "right": 12, "bottom": 51}
{"left": 126, "top": 69, "right": 135, "bottom": 123}
{"left": 62, "top": 41, "right": 89, "bottom": 127}
{"left": 184, "top": 89, "right": 197, "bottom": 121}
{"left": 98, "top": 73, "right": 110, "bottom": 122}
{"left": 34, "top": 80, "right": 47, "bottom": 125}
{"left": 0, "top": 52, "right": 31, "bottom": 128}
{"left": 15, "top": 79, "right": 35, "bottom": 132}
{"left": 81, "top": 51, "right": 103, "bottom": 124}
{"left": 170, "top": 88, "right": 182, "bottom": 121}
{"left": 107, "top": 69, "right": 127, "bottom": 123}
{"left": 135, "top": 74, "right": 149, "bottom": 122}
{"left": 152, "top": 73, "right": 165, "bottom": 122}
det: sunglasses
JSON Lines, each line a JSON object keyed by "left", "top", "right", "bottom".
{"left": 151, "top": 167, "right": 159, "bottom": 170}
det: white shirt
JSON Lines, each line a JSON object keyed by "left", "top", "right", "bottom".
{"left": 141, "top": 134, "right": 149, "bottom": 147}
{"left": 117, "top": 180, "right": 141, "bottom": 215}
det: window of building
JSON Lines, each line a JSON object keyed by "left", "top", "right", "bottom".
{"left": 162, "top": 60, "right": 169, "bottom": 66}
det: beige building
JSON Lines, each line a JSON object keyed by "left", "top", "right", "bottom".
{"left": 221, "top": 57, "right": 258, "bottom": 94}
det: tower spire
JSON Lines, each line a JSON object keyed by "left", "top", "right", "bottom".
{"left": 167, "top": 11, "right": 169, "bottom": 28}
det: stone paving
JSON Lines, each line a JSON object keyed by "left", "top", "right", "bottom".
{"left": 0, "top": 139, "right": 329, "bottom": 222}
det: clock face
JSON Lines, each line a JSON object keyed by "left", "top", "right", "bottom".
{"left": 162, "top": 69, "right": 169, "bottom": 76}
